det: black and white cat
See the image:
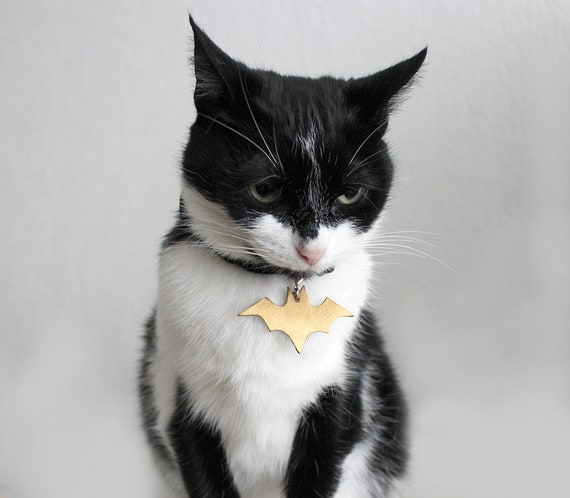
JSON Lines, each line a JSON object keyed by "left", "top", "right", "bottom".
{"left": 139, "top": 16, "right": 426, "bottom": 498}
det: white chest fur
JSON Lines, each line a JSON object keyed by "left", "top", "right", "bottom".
{"left": 154, "top": 242, "right": 372, "bottom": 496}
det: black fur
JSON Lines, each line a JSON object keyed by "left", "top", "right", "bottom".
{"left": 285, "top": 308, "right": 407, "bottom": 498}
{"left": 285, "top": 385, "right": 363, "bottom": 497}
{"left": 183, "top": 18, "right": 426, "bottom": 248}
{"left": 138, "top": 312, "right": 173, "bottom": 465}
{"left": 168, "top": 383, "right": 240, "bottom": 498}
{"left": 139, "top": 15, "right": 424, "bottom": 498}
{"left": 348, "top": 309, "right": 409, "bottom": 480}
{"left": 140, "top": 309, "right": 407, "bottom": 497}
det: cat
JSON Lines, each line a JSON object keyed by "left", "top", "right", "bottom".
{"left": 139, "top": 15, "right": 426, "bottom": 498}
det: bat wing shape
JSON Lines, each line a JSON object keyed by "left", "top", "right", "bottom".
{"left": 239, "top": 287, "right": 353, "bottom": 353}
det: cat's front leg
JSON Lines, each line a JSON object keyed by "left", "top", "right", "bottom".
{"left": 332, "top": 471, "right": 402, "bottom": 498}
{"left": 284, "top": 385, "right": 362, "bottom": 498}
{"left": 284, "top": 383, "right": 402, "bottom": 498}
{"left": 168, "top": 384, "right": 240, "bottom": 498}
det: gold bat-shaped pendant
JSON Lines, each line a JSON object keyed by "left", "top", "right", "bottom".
{"left": 238, "top": 286, "right": 354, "bottom": 353}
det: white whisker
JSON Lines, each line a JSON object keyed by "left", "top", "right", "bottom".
{"left": 272, "top": 122, "right": 284, "bottom": 171}
{"left": 392, "top": 174, "right": 421, "bottom": 184}
{"left": 368, "top": 235, "right": 438, "bottom": 248}
{"left": 238, "top": 71, "right": 281, "bottom": 171}
{"left": 367, "top": 242, "right": 456, "bottom": 272}
{"left": 351, "top": 147, "right": 387, "bottom": 169}
{"left": 197, "top": 112, "right": 278, "bottom": 169}
{"left": 378, "top": 229, "right": 449, "bottom": 238}
{"left": 348, "top": 119, "right": 388, "bottom": 165}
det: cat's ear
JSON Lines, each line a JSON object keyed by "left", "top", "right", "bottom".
{"left": 345, "top": 48, "right": 427, "bottom": 119}
{"left": 189, "top": 16, "right": 243, "bottom": 113}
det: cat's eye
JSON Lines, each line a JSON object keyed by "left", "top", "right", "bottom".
{"left": 249, "top": 180, "right": 283, "bottom": 204}
{"left": 336, "top": 187, "right": 365, "bottom": 206}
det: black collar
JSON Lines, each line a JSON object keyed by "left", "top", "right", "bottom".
{"left": 216, "top": 252, "right": 334, "bottom": 278}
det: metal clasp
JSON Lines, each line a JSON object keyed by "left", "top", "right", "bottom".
{"left": 292, "top": 275, "right": 305, "bottom": 302}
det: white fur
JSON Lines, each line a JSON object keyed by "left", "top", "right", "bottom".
{"left": 152, "top": 184, "right": 383, "bottom": 496}
{"left": 333, "top": 441, "right": 374, "bottom": 497}
{"left": 297, "top": 123, "right": 319, "bottom": 167}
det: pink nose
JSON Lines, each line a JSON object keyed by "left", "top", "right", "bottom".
{"left": 296, "top": 245, "right": 326, "bottom": 266}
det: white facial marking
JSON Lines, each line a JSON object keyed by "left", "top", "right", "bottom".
{"left": 181, "top": 184, "right": 258, "bottom": 262}
{"left": 182, "top": 182, "right": 382, "bottom": 275}
{"left": 297, "top": 122, "right": 319, "bottom": 167}
{"left": 251, "top": 215, "right": 367, "bottom": 272}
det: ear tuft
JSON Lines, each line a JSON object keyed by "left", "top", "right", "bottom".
{"left": 188, "top": 15, "right": 238, "bottom": 111}
{"left": 345, "top": 47, "right": 428, "bottom": 118}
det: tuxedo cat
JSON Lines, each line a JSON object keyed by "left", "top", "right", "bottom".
{"left": 139, "top": 16, "right": 426, "bottom": 498}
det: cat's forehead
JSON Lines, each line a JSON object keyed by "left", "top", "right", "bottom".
{"left": 255, "top": 73, "right": 354, "bottom": 150}
{"left": 260, "top": 73, "right": 344, "bottom": 104}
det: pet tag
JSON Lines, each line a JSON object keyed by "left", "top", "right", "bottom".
{"left": 239, "top": 276, "right": 353, "bottom": 353}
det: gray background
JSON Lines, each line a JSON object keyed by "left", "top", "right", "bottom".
{"left": 1, "top": 1, "right": 569, "bottom": 497}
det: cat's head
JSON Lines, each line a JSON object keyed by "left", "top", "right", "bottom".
{"left": 180, "top": 17, "right": 426, "bottom": 276}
